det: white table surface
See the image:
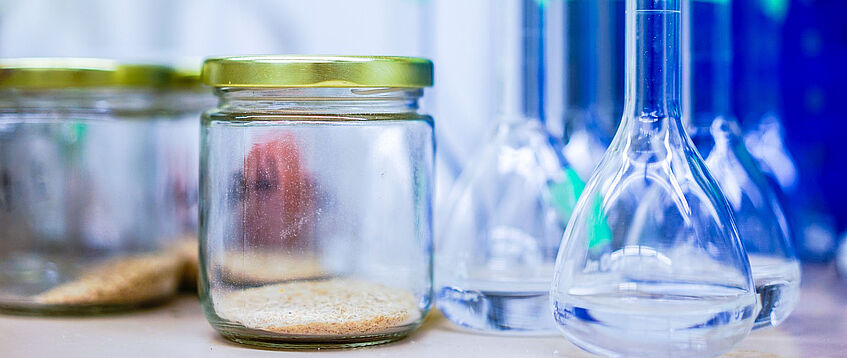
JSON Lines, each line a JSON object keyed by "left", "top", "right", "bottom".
{"left": 1, "top": 264, "right": 844, "bottom": 358}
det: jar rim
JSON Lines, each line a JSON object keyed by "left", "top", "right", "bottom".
{"left": 201, "top": 55, "right": 433, "bottom": 89}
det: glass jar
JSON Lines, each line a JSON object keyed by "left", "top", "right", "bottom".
{"left": 199, "top": 56, "right": 434, "bottom": 348}
{"left": 0, "top": 58, "right": 196, "bottom": 314}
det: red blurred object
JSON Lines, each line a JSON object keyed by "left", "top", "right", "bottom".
{"left": 240, "top": 133, "right": 315, "bottom": 250}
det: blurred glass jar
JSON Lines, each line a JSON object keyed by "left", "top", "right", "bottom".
{"left": 0, "top": 58, "right": 202, "bottom": 314}
{"left": 199, "top": 56, "right": 434, "bottom": 348}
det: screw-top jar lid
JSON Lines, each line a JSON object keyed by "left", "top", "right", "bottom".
{"left": 201, "top": 56, "right": 433, "bottom": 88}
{"left": 0, "top": 58, "right": 178, "bottom": 89}
{"left": 170, "top": 65, "right": 204, "bottom": 88}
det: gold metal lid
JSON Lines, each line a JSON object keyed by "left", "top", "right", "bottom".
{"left": 171, "top": 67, "right": 204, "bottom": 88}
{"left": 201, "top": 55, "right": 433, "bottom": 88}
{"left": 0, "top": 58, "right": 176, "bottom": 89}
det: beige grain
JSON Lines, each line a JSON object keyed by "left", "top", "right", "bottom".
{"left": 35, "top": 252, "right": 181, "bottom": 305}
{"left": 215, "top": 279, "right": 420, "bottom": 335}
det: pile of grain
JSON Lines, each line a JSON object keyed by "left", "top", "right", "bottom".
{"left": 215, "top": 279, "right": 420, "bottom": 335}
{"left": 35, "top": 252, "right": 181, "bottom": 305}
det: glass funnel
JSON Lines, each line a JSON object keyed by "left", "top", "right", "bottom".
{"left": 550, "top": 0, "right": 758, "bottom": 356}
{"left": 683, "top": 0, "right": 799, "bottom": 329}
{"left": 435, "top": 0, "right": 582, "bottom": 335}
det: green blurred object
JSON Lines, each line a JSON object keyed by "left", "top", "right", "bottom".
{"left": 549, "top": 167, "right": 585, "bottom": 222}
{"left": 759, "top": 0, "right": 788, "bottom": 21}
{"left": 586, "top": 194, "right": 612, "bottom": 252}
{"left": 549, "top": 168, "right": 611, "bottom": 251}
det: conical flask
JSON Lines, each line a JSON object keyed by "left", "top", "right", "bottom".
{"left": 550, "top": 0, "right": 758, "bottom": 356}
{"left": 435, "top": 0, "right": 582, "bottom": 334}
{"left": 683, "top": 0, "right": 799, "bottom": 329}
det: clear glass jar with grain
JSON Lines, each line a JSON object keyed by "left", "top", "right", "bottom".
{"left": 0, "top": 58, "right": 201, "bottom": 314}
{"left": 199, "top": 56, "right": 434, "bottom": 348}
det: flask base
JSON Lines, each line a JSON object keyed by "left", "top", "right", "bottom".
{"left": 751, "top": 257, "right": 801, "bottom": 329}
{"left": 436, "top": 285, "right": 558, "bottom": 336}
{"left": 552, "top": 282, "right": 757, "bottom": 357}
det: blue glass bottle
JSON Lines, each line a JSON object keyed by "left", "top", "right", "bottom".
{"left": 733, "top": 0, "right": 838, "bottom": 261}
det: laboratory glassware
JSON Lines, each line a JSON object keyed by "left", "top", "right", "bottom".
{"left": 683, "top": 0, "right": 799, "bottom": 329}
{"left": 436, "top": 0, "right": 580, "bottom": 335}
{"left": 550, "top": 0, "right": 758, "bottom": 356}
{"left": 199, "top": 56, "right": 434, "bottom": 348}
{"left": 0, "top": 59, "right": 191, "bottom": 315}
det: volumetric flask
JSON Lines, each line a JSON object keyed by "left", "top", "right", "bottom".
{"left": 436, "top": 0, "right": 581, "bottom": 335}
{"left": 550, "top": 0, "right": 758, "bottom": 356}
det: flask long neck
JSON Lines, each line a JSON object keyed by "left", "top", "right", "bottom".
{"left": 496, "top": 0, "right": 544, "bottom": 123}
{"left": 685, "top": 0, "right": 733, "bottom": 129}
{"left": 623, "top": 0, "right": 682, "bottom": 124}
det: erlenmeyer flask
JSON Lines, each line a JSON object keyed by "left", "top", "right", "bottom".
{"left": 550, "top": 0, "right": 758, "bottom": 356}
{"left": 683, "top": 0, "right": 799, "bottom": 329}
{"left": 436, "top": 0, "right": 582, "bottom": 334}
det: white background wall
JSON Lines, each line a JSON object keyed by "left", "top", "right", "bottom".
{"left": 0, "top": 0, "right": 505, "bottom": 201}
